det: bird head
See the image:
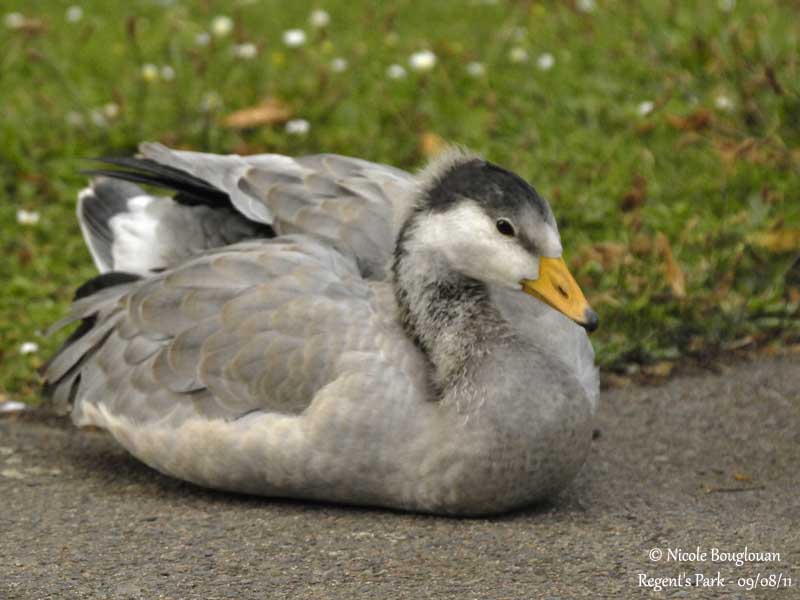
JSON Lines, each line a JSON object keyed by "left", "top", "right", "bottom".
{"left": 408, "top": 149, "right": 598, "bottom": 332}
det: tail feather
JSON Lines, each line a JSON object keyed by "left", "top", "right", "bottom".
{"left": 75, "top": 167, "right": 273, "bottom": 276}
{"left": 77, "top": 178, "right": 142, "bottom": 272}
{"left": 82, "top": 156, "right": 229, "bottom": 207}
{"left": 43, "top": 271, "right": 141, "bottom": 415}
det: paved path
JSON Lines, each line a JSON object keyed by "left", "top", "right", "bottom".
{"left": 1, "top": 357, "right": 798, "bottom": 599}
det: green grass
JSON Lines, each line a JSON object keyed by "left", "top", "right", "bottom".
{"left": 2, "top": 0, "right": 799, "bottom": 403}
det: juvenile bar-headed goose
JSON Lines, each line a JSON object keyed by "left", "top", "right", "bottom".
{"left": 45, "top": 143, "right": 599, "bottom": 516}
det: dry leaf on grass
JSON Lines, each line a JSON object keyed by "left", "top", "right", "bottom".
{"left": 760, "top": 185, "right": 783, "bottom": 205}
{"left": 665, "top": 109, "right": 713, "bottom": 132}
{"left": 576, "top": 242, "right": 629, "bottom": 270}
{"left": 624, "top": 273, "right": 647, "bottom": 294}
{"left": 232, "top": 141, "right": 268, "bottom": 155}
{"left": 715, "top": 137, "right": 758, "bottom": 169}
{"left": 655, "top": 232, "right": 686, "bottom": 298}
{"left": 589, "top": 292, "right": 622, "bottom": 307}
{"left": 714, "top": 137, "right": 793, "bottom": 170}
{"left": 621, "top": 175, "right": 647, "bottom": 212}
{"left": 675, "top": 132, "right": 704, "bottom": 149}
{"left": 643, "top": 361, "right": 674, "bottom": 377}
{"left": 622, "top": 211, "right": 642, "bottom": 232}
{"left": 687, "top": 336, "right": 706, "bottom": 353}
{"left": 712, "top": 272, "right": 735, "bottom": 302}
{"left": 747, "top": 229, "right": 800, "bottom": 254}
{"left": 17, "top": 247, "right": 32, "bottom": 267}
{"left": 722, "top": 336, "right": 755, "bottom": 351}
{"left": 419, "top": 132, "right": 447, "bottom": 158}
{"left": 601, "top": 373, "right": 632, "bottom": 389}
{"left": 11, "top": 18, "right": 47, "bottom": 34}
{"left": 764, "top": 66, "right": 784, "bottom": 96}
{"left": 629, "top": 234, "right": 654, "bottom": 257}
{"left": 222, "top": 98, "right": 292, "bottom": 129}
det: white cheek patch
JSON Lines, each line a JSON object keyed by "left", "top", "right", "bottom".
{"left": 539, "top": 225, "right": 563, "bottom": 258}
{"left": 412, "top": 202, "right": 540, "bottom": 288}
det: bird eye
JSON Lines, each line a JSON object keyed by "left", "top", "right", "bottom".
{"left": 496, "top": 218, "right": 515, "bottom": 237}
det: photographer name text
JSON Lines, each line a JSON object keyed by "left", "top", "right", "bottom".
{"left": 648, "top": 546, "right": 781, "bottom": 566}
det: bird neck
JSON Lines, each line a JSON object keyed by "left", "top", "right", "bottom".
{"left": 393, "top": 221, "right": 511, "bottom": 395}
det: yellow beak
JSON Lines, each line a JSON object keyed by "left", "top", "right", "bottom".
{"left": 520, "top": 257, "right": 599, "bottom": 332}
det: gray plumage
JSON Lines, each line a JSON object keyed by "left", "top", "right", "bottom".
{"left": 45, "top": 143, "right": 599, "bottom": 516}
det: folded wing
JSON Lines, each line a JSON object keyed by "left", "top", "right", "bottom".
{"left": 45, "top": 235, "right": 427, "bottom": 426}
{"left": 135, "top": 143, "right": 417, "bottom": 278}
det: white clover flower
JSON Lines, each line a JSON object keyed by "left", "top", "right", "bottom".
{"left": 509, "top": 46, "right": 529, "bottom": 64}
{"left": 718, "top": 0, "right": 735, "bottom": 11}
{"left": 65, "top": 6, "right": 83, "bottom": 23}
{"left": 409, "top": 50, "right": 436, "bottom": 72}
{"left": 89, "top": 109, "right": 107, "bottom": 127}
{"left": 4, "top": 12, "right": 25, "bottom": 29}
{"left": 201, "top": 91, "right": 222, "bottom": 112}
{"left": 536, "top": 53, "right": 555, "bottom": 71}
{"left": 160, "top": 65, "right": 176, "bottom": 81}
{"left": 233, "top": 43, "right": 257, "bottom": 59}
{"left": 466, "top": 61, "right": 485, "bottom": 78}
{"left": 285, "top": 119, "right": 310, "bottom": 136}
{"left": 16, "top": 209, "right": 40, "bottom": 225}
{"left": 0, "top": 400, "right": 27, "bottom": 413}
{"left": 211, "top": 15, "right": 233, "bottom": 38}
{"left": 387, "top": 64, "right": 407, "bottom": 79}
{"left": 195, "top": 31, "right": 211, "bottom": 46}
{"left": 576, "top": 0, "right": 596, "bottom": 13}
{"left": 330, "top": 57, "right": 348, "bottom": 72}
{"left": 17, "top": 344, "right": 40, "bottom": 360}
{"left": 20, "top": 341, "right": 40, "bottom": 354}
{"left": 511, "top": 27, "right": 526, "bottom": 42}
{"left": 282, "top": 29, "right": 307, "bottom": 48}
{"left": 141, "top": 63, "right": 159, "bottom": 82}
{"left": 638, "top": 100, "right": 654, "bottom": 116}
{"left": 508, "top": 46, "right": 529, "bottom": 64}
{"left": 66, "top": 111, "right": 84, "bottom": 127}
{"left": 103, "top": 102, "right": 119, "bottom": 119}
{"left": 309, "top": 9, "right": 330, "bottom": 28}
{"left": 715, "top": 95, "right": 734, "bottom": 111}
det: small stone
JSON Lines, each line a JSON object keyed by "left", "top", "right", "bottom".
{"left": 1, "top": 468, "right": 26, "bottom": 479}
{"left": 0, "top": 401, "right": 28, "bottom": 413}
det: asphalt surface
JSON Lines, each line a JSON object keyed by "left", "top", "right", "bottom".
{"left": 1, "top": 357, "right": 798, "bottom": 599}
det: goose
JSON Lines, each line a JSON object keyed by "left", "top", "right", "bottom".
{"left": 44, "top": 143, "right": 600, "bottom": 516}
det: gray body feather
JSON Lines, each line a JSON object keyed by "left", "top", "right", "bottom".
{"left": 47, "top": 144, "right": 599, "bottom": 515}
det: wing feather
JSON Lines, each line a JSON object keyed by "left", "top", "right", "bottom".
{"left": 138, "top": 143, "right": 417, "bottom": 278}
{"left": 47, "top": 235, "right": 428, "bottom": 425}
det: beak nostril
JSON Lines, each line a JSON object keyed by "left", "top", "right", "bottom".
{"left": 557, "top": 285, "right": 568, "bottom": 298}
